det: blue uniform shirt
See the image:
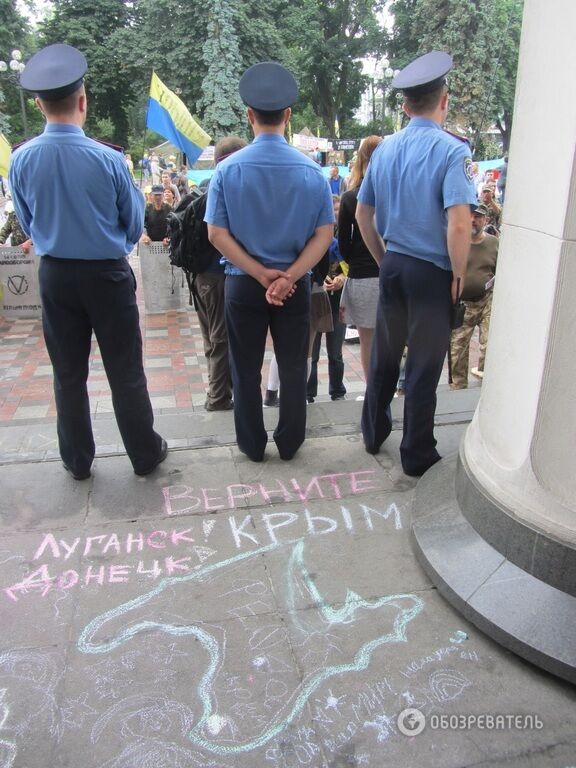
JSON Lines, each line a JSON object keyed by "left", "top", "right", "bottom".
{"left": 205, "top": 133, "right": 334, "bottom": 275}
{"left": 9, "top": 124, "right": 144, "bottom": 260}
{"left": 358, "top": 117, "right": 476, "bottom": 270}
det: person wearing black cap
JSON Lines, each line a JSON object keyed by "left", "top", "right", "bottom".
{"left": 142, "top": 185, "right": 171, "bottom": 244}
{"left": 205, "top": 62, "right": 334, "bottom": 462}
{"left": 9, "top": 43, "right": 167, "bottom": 480}
{"left": 355, "top": 51, "right": 477, "bottom": 476}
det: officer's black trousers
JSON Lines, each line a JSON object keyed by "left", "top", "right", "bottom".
{"left": 361, "top": 251, "right": 452, "bottom": 475}
{"left": 225, "top": 275, "right": 310, "bottom": 461}
{"left": 39, "top": 256, "right": 163, "bottom": 476}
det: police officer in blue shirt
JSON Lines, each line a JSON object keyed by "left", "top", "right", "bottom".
{"left": 205, "top": 62, "right": 334, "bottom": 462}
{"left": 355, "top": 51, "right": 477, "bottom": 476}
{"left": 9, "top": 44, "right": 167, "bottom": 480}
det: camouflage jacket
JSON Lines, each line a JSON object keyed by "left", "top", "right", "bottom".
{"left": 0, "top": 211, "right": 29, "bottom": 246}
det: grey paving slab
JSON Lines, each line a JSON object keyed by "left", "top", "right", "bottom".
{"left": 469, "top": 742, "right": 576, "bottom": 768}
{"left": 0, "top": 530, "right": 81, "bottom": 647}
{"left": 86, "top": 444, "right": 243, "bottom": 525}
{"left": 0, "top": 460, "right": 90, "bottom": 531}
{"left": 234, "top": 434, "right": 397, "bottom": 510}
{"left": 0, "top": 643, "right": 69, "bottom": 768}
{"left": 255, "top": 493, "right": 432, "bottom": 611}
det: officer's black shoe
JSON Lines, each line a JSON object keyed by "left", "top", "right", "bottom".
{"left": 364, "top": 444, "right": 380, "bottom": 456}
{"left": 306, "top": 395, "right": 315, "bottom": 404}
{"left": 63, "top": 463, "right": 91, "bottom": 481}
{"left": 134, "top": 439, "right": 168, "bottom": 476}
{"left": 238, "top": 446, "right": 265, "bottom": 462}
{"left": 331, "top": 394, "right": 346, "bottom": 401}
{"left": 403, "top": 454, "right": 441, "bottom": 478}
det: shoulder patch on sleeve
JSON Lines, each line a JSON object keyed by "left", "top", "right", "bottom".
{"left": 464, "top": 157, "right": 473, "bottom": 182}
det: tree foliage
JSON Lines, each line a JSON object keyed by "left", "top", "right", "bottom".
{"left": 0, "top": 0, "right": 523, "bottom": 156}
{"left": 197, "top": 0, "right": 246, "bottom": 140}
{"left": 285, "top": 0, "right": 388, "bottom": 138}
{"left": 387, "top": 0, "right": 524, "bottom": 152}
{"left": 0, "top": 0, "right": 30, "bottom": 138}
{"left": 40, "top": 0, "right": 139, "bottom": 145}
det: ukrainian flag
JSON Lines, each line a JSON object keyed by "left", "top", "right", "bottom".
{"left": 146, "top": 72, "right": 211, "bottom": 165}
{"left": 0, "top": 133, "right": 11, "bottom": 178}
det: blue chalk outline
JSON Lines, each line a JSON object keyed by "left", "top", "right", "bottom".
{"left": 78, "top": 540, "right": 424, "bottom": 755}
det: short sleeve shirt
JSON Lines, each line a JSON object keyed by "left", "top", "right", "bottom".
{"left": 9, "top": 124, "right": 144, "bottom": 260}
{"left": 358, "top": 117, "right": 476, "bottom": 270}
{"left": 205, "top": 134, "right": 334, "bottom": 275}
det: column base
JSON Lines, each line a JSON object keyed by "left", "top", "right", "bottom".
{"left": 411, "top": 450, "right": 576, "bottom": 684}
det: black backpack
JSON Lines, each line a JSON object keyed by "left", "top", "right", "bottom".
{"left": 166, "top": 190, "right": 219, "bottom": 307}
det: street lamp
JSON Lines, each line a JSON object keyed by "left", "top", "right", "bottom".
{"left": 0, "top": 49, "right": 29, "bottom": 137}
{"left": 377, "top": 59, "right": 401, "bottom": 134}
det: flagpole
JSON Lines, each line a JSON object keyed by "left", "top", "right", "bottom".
{"left": 138, "top": 71, "right": 154, "bottom": 189}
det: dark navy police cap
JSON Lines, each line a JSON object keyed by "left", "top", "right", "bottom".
{"left": 392, "top": 51, "right": 452, "bottom": 96}
{"left": 239, "top": 62, "right": 298, "bottom": 111}
{"left": 20, "top": 43, "right": 87, "bottom": 101}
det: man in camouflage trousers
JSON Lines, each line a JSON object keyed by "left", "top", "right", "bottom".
{"left": 449, "top": 204, "right": 499, "bottom": 388}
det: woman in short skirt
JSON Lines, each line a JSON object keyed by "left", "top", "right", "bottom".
{"left": 338, "top": 135, "right": 382, "bottom": 382}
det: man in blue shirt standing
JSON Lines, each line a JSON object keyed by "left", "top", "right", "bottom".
{"left": 205, "top": 62, "right": 334, "bottom": 462}
{"left": 9, "top": 44, "right": 167, "bottom": 480}
{"left": 356, "top": 51, "right": 476, "bottom": 476}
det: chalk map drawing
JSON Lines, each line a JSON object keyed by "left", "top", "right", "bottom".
{"left": 0, "top": 491, "right": 485, "bottom": 767}
{"left": 77, "top": 539, "right": 424, "bottom": 756}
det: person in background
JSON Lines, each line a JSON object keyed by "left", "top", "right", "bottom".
{"left": 176, "top": 165, "right": 189, "bottom": 196}
{"left": 0, "top": 197, "right": 32, "bottom": 251}
{"left": 141, "top": 153, "right": 150, "bottom": 182}
{"left": 479, "top": 185, "right": 502, "bottom": 232}
{"left": 338, "top": 135, "right": 382, "bottom": 391}
{"left": 9, "top": 43, "right": 166, "bottom": 480}
{"left": 125, "top": 152, "right": 134, "bottom": 178}
{"left": 340, "top": 160, "right": 355, "bottom": 193}
{"left": 195, "top": 135, "right": 247, "bottom": 412}
{"left": 150, "top": 154, "right": 161, "bottom": 185}
{"left": 142, "top": 184, "right": 171, "bottom": 245}
{"left": 307, "top": 194, "right": 347, "bottom": 403}
{"left": 161, "top": 170, "right": 180, "bottom": 204}
{"left": 497, "top": 154, "right": 508, "bottom": 204}
{"left": 449, "top": 203, "right": 498, "bottom": 388}
{"left": 328, "top": 164, "right": 343, "bottom": 195}
{"left": 162, "top": 188, "right": 176, "bottom": 208}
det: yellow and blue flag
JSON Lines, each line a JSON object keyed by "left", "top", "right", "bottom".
{"left": 334, "top": 115, "right": 340, "bottom": 139}
{"left": 146, "top": 72, "right": 211, "bottom": 165}
{"left": 0, "top": 133, "right": 11, "bottom": 178}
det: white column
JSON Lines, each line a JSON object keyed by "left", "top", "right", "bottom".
{"left": 464, "top": 0, "right": 576, "bottom": 538}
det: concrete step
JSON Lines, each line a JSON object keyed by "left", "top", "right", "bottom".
{"left": 0, "top": 387, "right": 481, "bottom": 466}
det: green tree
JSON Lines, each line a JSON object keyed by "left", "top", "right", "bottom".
{"left": 197, "top": 0, "right": 246, "bottom": 139}
{"left": 0, "top": 0, "right": 30, "bottom": 138}
{"left": 387, "top": 0, "right": 523, "bottom": 152}
{"left": 488, "top": 0, "right": 523, "bottom": 152}
{"left": 133, "top": 0, "right": 207, "bottom": 118}
{"left": 234, "top": 0, "right": 288, "bottom": 69}
{"left": 40, "top": 0, "right": 139, "bottom": 145}
{"left": 284, "top": 0, "right": 388, "bottom": 138}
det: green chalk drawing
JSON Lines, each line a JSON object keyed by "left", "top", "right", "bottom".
{"left": 78, "top": 540, "right": 424, "bottom": 755}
